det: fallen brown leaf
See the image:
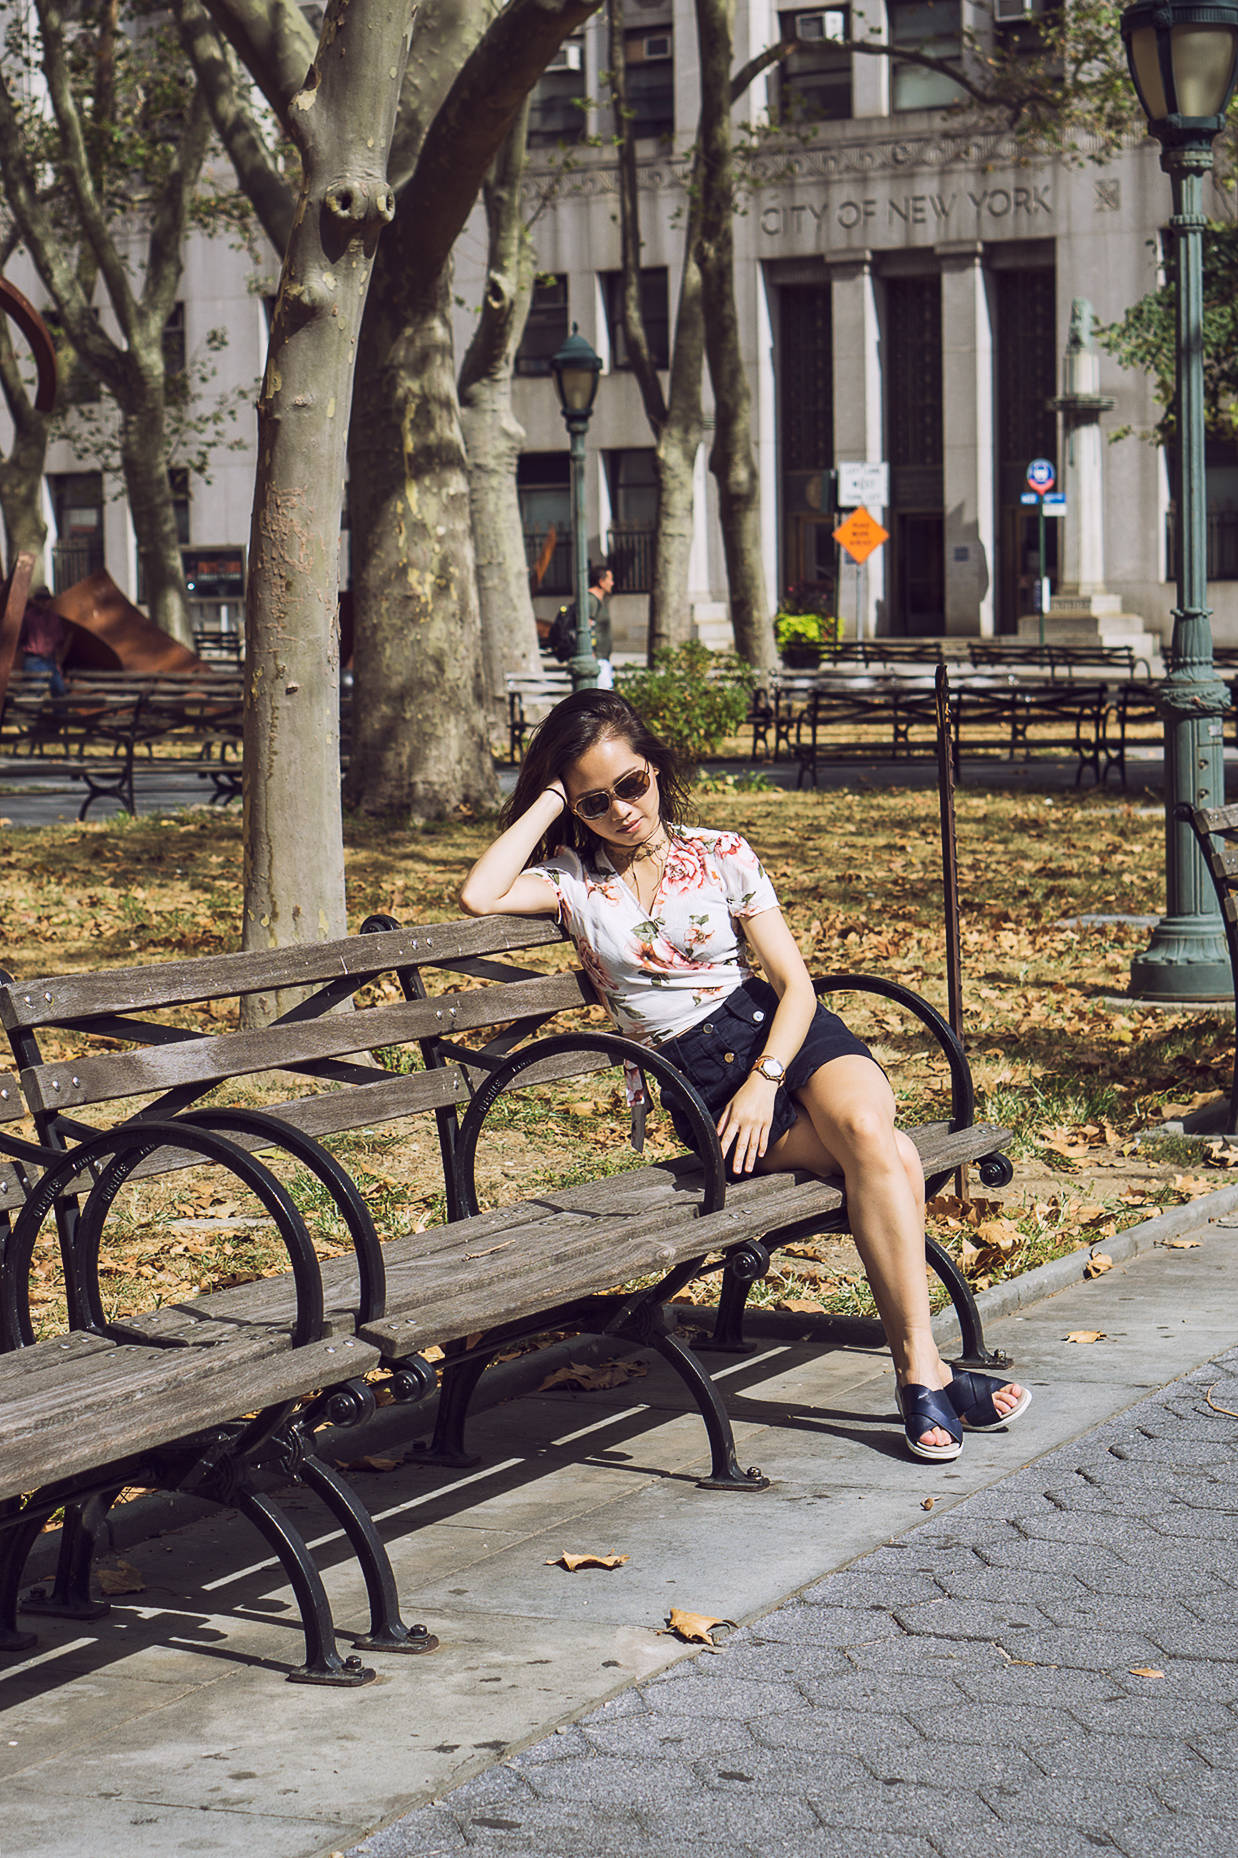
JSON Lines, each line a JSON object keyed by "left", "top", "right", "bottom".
{"left": 338, "top": 1455, "right": 401, "bottom": 1474}
{"left": 546, "top": 1551, "right": 630, "bottom": 1572}
{"left": 659, "top": 1607, "right": 734, "bottom": 1646}
{"left": 540, "top": 1359, "right": 648, "bottom": 1392}
{"left": 921, "top": 1497, "right": 935, "bottom": 1511}
{"left": 1160, "top": 1237, "right": 1202, "bottom": 1250}
{"left": 1129, "top": 1667, "right": 1165, "bottom": 1679}
{"left": 1064, "top": 1330, "right": 1107, "bottom": 1344}
{"left": 96, "top": 1561, "right": 146, "bottom": 1595}
{"left": 1084, "top": 1253, "right": 1114, "bottom": 1279}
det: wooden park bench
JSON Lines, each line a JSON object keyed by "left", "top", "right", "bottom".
{"left": 505, "top": 664, "right": 573, "bottom": 760}
{"left": 0, "top": 916, "right": 1012, "bottom": 1683}
{"left": 0, "top": 670, "right": 243, "bottom": 816}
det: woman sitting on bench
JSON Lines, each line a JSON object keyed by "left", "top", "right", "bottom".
{"left": 460, "top": 689, "right": 1029, "bottom": 1464}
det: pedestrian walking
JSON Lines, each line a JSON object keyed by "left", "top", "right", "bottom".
{"left": 588, "top": 561, "right": 614, "bottom": 688}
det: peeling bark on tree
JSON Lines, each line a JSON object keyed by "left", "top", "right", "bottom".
{"left": 346, "top": 260, "right": 498, "bottom": 820}
{"left": 241, "top": 0, "right": 411, "bottom": 1005}
{"left": 459, "top": 102, "right": 543, "bottom": 709}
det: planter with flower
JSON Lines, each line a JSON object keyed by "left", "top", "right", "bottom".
{"left": 773, "top": 596, "right": 842, "bottom": 669}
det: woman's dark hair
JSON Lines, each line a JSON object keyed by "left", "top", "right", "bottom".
{"left": 503, "top": 689, "right": 694, "bottom": 865}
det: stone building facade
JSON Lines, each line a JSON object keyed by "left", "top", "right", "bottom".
{"left": 484, "top": 1, "right": 1238, "bottom": 656}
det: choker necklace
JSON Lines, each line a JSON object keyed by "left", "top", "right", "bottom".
{"left": 615, "top": 829, "right": 669, "bottom": 872}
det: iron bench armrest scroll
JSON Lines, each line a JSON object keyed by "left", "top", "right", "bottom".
{"left": 1, "top": 1121, "right": 325, "bottom": 1351}
{"left": 451, "top": 1029, "right": 728, "bottom": 1221}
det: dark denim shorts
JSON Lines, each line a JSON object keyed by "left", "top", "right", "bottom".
{"left": 655, "top": 976, "right": 876, "bottom": 1170}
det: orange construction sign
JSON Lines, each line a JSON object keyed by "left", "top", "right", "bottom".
{"left": 834, "top": 506, "right": 889, "bottom": 565}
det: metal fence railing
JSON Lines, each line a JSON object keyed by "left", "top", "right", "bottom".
{"left": 607, "top": 525, "right": 654, "bottom": 595}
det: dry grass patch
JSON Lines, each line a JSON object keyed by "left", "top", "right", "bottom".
{"left": 0, "top": 784, "right": 1229, "bottom": 1332}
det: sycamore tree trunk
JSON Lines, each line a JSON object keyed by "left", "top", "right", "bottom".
{"left": 459, "top": 101, "right": 542, "bottom": 709}
{"left": 241, "top": 0, "right": 410, "bottom": 992}
{"left": 694, "top": 0, "right": 776, "bottom": 671}
{"left": 346, "top": 258, "right": 497, "bottom": 818}
{"left": 118, "top": 358, "right": 194, "bottom": 644}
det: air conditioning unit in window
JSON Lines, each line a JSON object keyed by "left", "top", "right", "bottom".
{"left": 993, "top": 0, "right": 1035, "bottom": 21}
{"left": 643, "top": 32, "right": 672, "bottom": 58}
{"left": 796, "top": 10, "right": 847, "bottom": 43}
{"left": 548, "top": 42, "right": 583, "bottom": 70}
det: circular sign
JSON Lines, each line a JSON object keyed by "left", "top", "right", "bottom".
{"left": 1026, "top": 457, "right": 1055, "bottom": 494}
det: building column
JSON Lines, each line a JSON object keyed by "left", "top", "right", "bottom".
{"left": 830, "top": 254, "right": 884, "bottom": 637}
{"left": 939, "top": 243, "right": 996, "bottom": 637}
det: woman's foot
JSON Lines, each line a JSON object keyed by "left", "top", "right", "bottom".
{"left": 895, "top": 1383, "right": 962, "bottom": 1462}
{"left": 945, "top": 1368, "right": 1032, "bottom": 1432}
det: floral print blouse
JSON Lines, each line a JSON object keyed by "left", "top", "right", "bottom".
{"left": 529, "top": 826, "right": 780, "bottom": 1047}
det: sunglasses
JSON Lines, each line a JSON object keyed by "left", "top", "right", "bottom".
{"left": 571, "top": 765, "right": 652, "bottom": 821}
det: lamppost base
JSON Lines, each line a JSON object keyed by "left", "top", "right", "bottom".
{"left": 1129, "top": 914, "right": 1233, "bottom": 1003}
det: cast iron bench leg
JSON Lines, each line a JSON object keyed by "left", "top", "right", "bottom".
{"left": 234, "top": 1486, "right": 376, "bottom": 1687}
{"left": 299, "top": 1455, "right": 438, "bottom": 1657}
{"left": 409, "top": 1341, "right": 490, "bottom": 1468}
{"left": 20, "top": 1489, "right": 116, "bottom": 1621}
{"left": 0, "top": 1507, "right": 41, "bottom": 1655}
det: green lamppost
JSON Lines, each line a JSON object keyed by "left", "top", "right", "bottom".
{"left": 550, "top": 324, "right": 603, "bottom": 693}
{"left": 1123, "top": 0, "right": 1238, "bottom": 1001}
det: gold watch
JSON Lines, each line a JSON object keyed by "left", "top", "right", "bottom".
{"left": 752, "top": 1054, "right": 786, "bottom": 1083}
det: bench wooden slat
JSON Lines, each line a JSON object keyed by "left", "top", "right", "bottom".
{"left": 0, "top": 915, "right": 566, "bottom": 1030}
{"left": 0, "top": 1330, "right": 380, "bottom": 1502}
{"left": 20, "top": 971, "right": 595, "bottom": 1112}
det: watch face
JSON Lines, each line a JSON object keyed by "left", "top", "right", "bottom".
{"left": 758, "top": 1057, "right": 785, "bottom": 1081}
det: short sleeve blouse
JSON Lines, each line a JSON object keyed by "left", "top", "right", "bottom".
{"left": 529, "top": 826, "right": 780, "bottom": 1046}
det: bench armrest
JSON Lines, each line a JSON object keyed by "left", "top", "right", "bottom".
{"left": 1, "top": 1120, "right": 325, "bottom": 1352}
{"left": 811, "top": 973, "right": 976, "bottom": 1132}
{"left": 450, "top": 1030, "right": 728, "bottom": 1220}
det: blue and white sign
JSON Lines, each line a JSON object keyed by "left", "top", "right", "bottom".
{"left": 1026, "top": 457, "right": 1056, "bottom": 494}
{"left": 1043, "top": 492, "right": 1066, "bottom": 516}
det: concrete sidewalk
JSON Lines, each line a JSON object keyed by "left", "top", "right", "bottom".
{"left": 3, "top": 1201, "right": 1238, "bottom": 1858}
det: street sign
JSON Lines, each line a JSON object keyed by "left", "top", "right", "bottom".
{"left": 1026, "top": 457, "right": 1055, "bottom": 495}
{"left": 837, "top": 461, "right": 889, "bottom": 509}
{"left": 1043, "top": 492, "right": 1066, "bottom": 515}
{"left": 834, "top": 506, "right": 889, "bottom": 565}
{"left": 1019, "top": 492, "right": 1040, "bottom": 506}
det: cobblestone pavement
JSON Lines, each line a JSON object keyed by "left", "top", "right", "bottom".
{"left": 350, "top": 1349, "right": 1238, "bottom": 1858}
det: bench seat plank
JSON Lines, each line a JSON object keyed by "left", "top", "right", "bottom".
{"left": 0, "top": 1330, "right": 380, "bottom": 1501}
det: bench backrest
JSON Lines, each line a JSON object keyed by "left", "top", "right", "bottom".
{"left": 0, "top": 917, "right": 602, "bottom": 1217}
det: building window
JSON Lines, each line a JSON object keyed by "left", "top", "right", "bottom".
{"left": 606, "top": 449, "right": 658, "bottom": 593}
{"left": 777, "top": 9, "right": 852, "bottom": 124}
{"left": 529, "top": 35, "right": 587, "bottom": 145}
{"left": 48, "top": 470, "right": 104, "bottom": 590}
{"left": 602, "top": 268, "right": 670, "bottom": 371}
{"left": 516, "top": 274, "right": 569, "bottom": 378}
{"left": 170, "top": 466, "right": 191, "bottom": 548}
{"left": 889, "top": 0, "right": 966, "bottom": 112}
{"left": 519, "top": 453, "right": 572, "bottom": 597}
{"left": 995, "top": 266, "right": 1056, "bottom": 500}
{"left": 624, "top": 28, "right": 674, "bottom": 139}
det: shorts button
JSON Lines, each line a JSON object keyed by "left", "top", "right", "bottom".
{"left": 703, "top": 1023, "right": 713, "bottom": 1034}
{"left": 753, "top": 1009, "right": 765, "bottom": 1022}
{"left": 723, "top": 1051, "right": 734, "bottom": 1063}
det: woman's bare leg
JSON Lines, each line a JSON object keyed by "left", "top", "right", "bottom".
{"left": 758, "top": 1054, "right": 1024, "bottom": 1452}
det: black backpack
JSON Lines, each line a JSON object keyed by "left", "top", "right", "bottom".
{"left": 548, "top": 602, "right": 576, "bottom": 663}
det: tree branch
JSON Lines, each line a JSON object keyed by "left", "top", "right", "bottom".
{"left": 36, "top": 0, "right": 138, "bottom": 332}
{"left": 392, "top": 0, "right": 601, "bottom": 285}
{"left": 198, "top": 0, "right": 318, "bottom": 121}
{"left": 175, "top": 0, "right": 296, "bottom": 254}
{"left": 142, "top": 89, "right": 214, "bottom": 331}
{"left": 610, "top": 0, "right": 667, "bottom": 434}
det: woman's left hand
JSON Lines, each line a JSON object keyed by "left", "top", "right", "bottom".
{"left": 717, "top": 1075, "right": 778, "bottom": 1174}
